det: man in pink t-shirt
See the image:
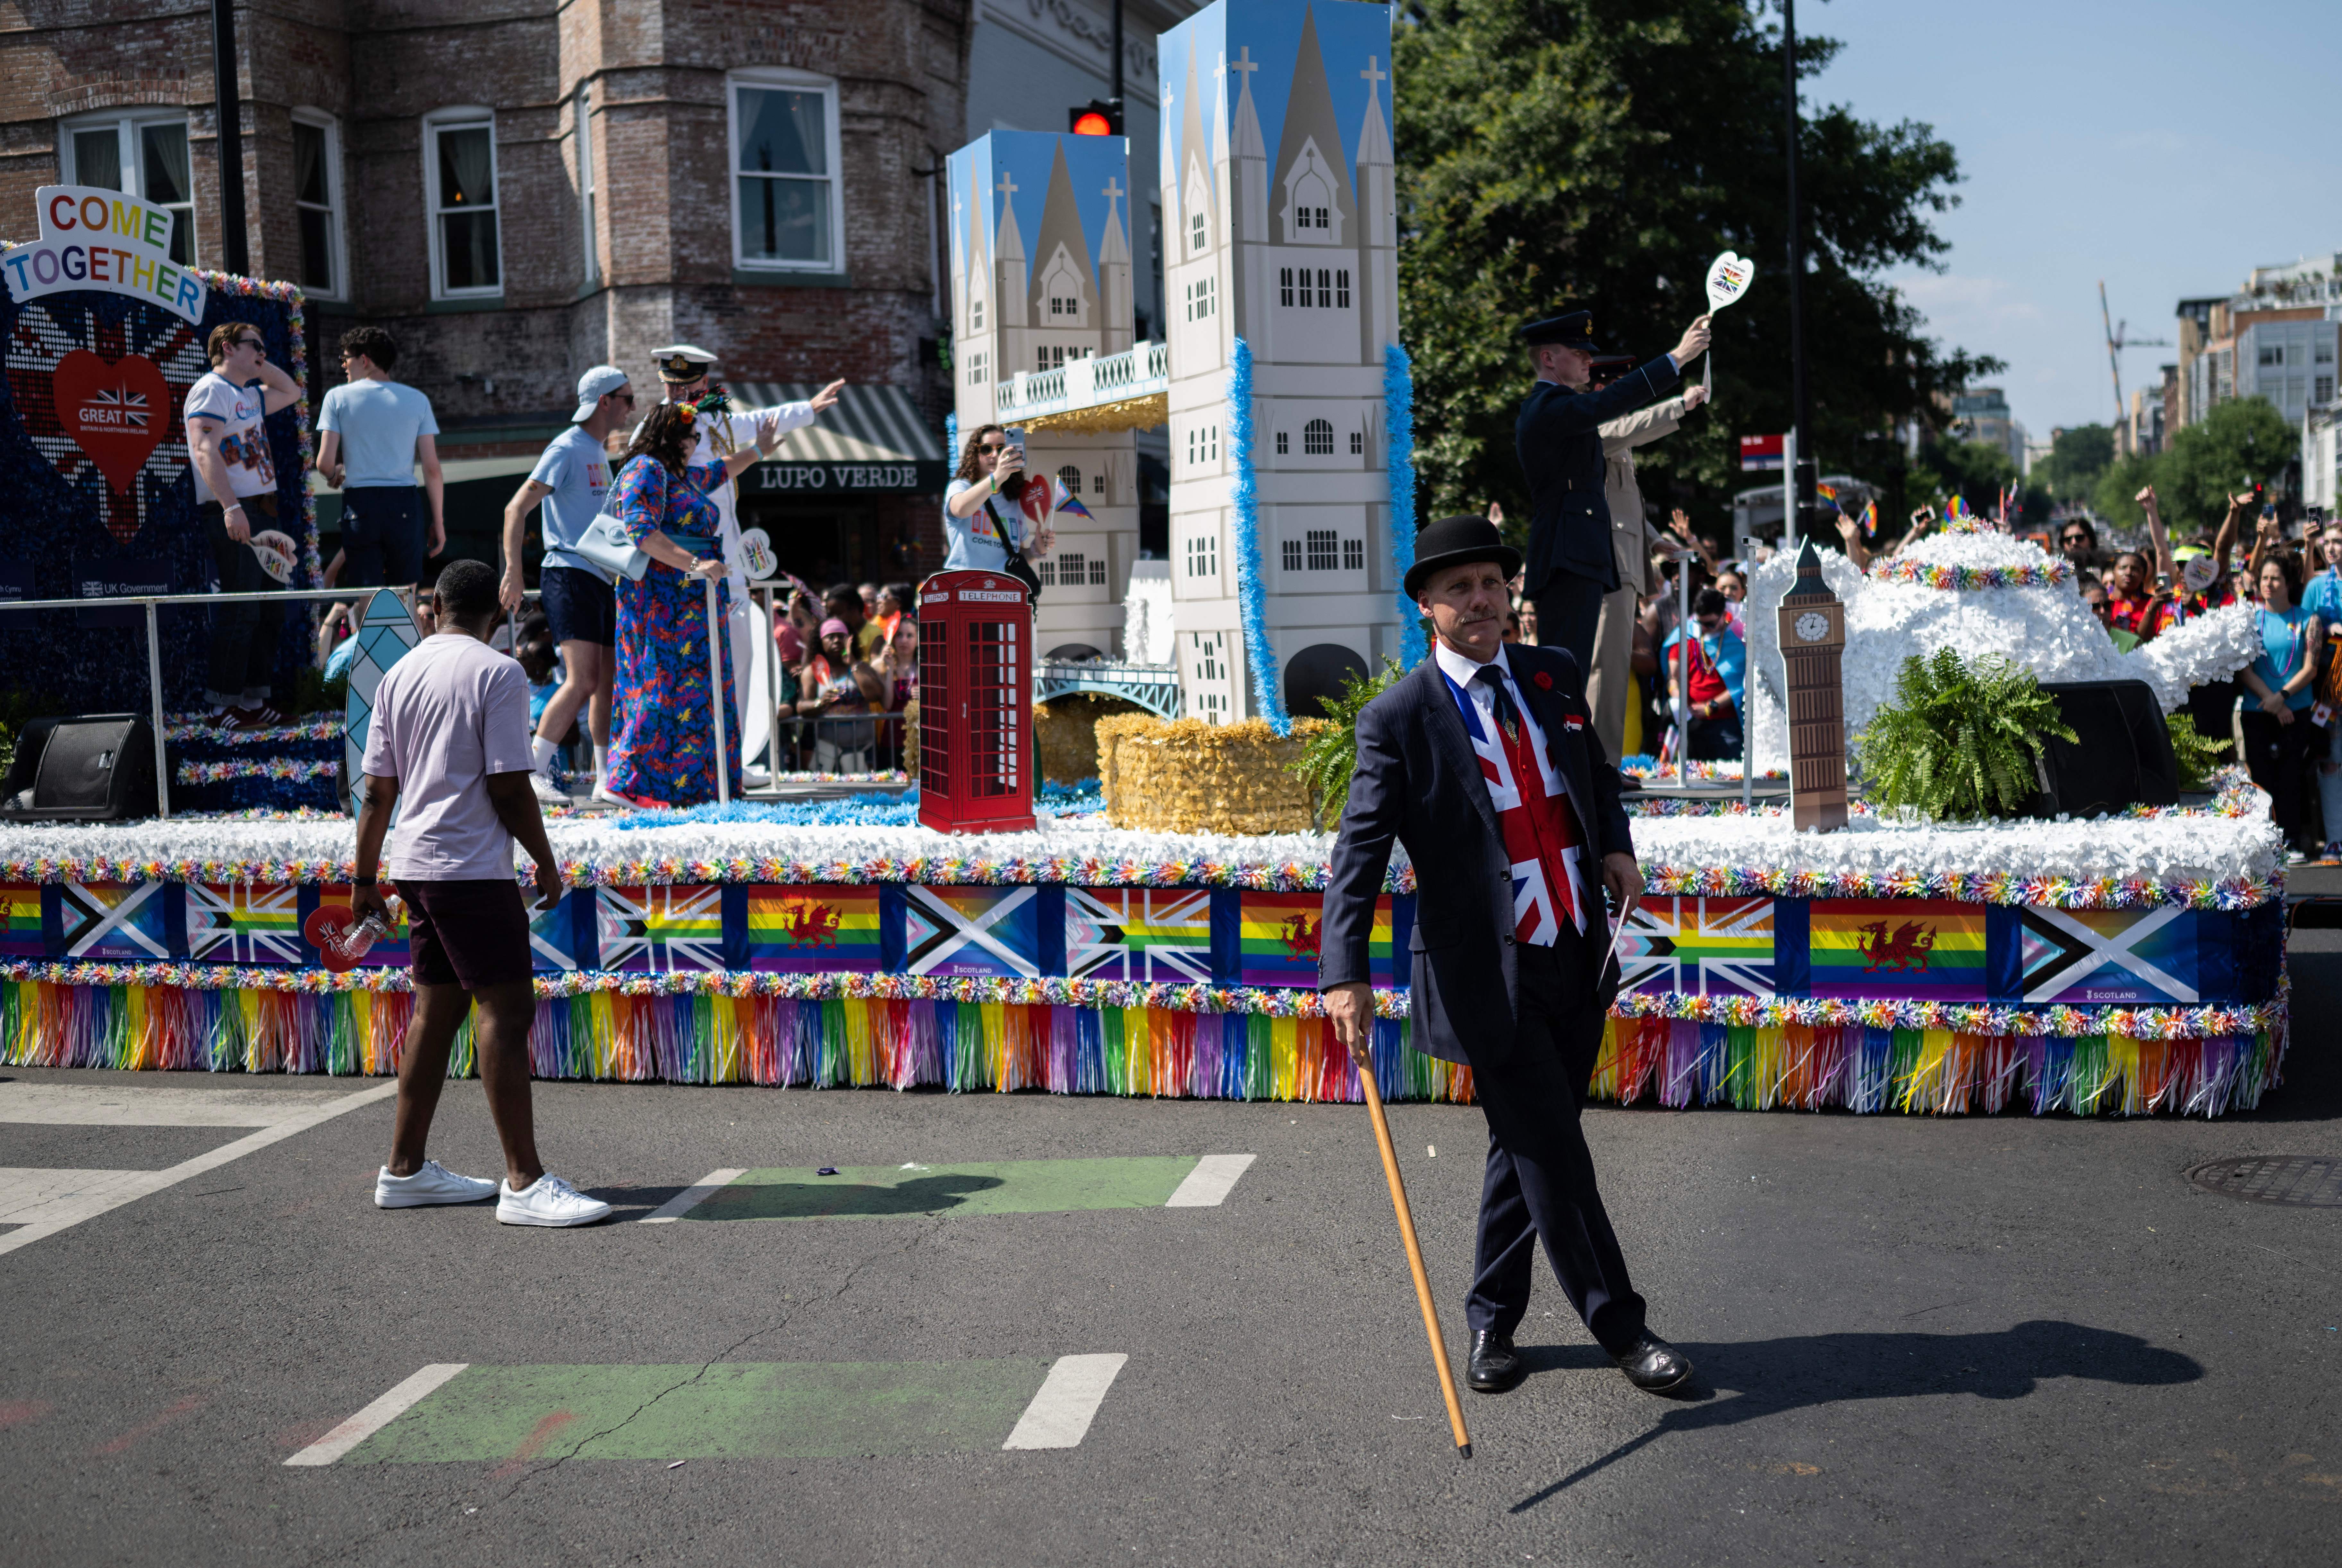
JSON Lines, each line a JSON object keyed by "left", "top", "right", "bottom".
{"left": 354, "top": 559, "right": 610, "bottom": 1227}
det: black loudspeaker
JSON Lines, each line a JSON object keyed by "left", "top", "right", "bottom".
{"left": 0, "top": 714, "right": 158, "bottom": 822}
{"left": 2025, "top": 680, "right": 2179, "bottom": 818}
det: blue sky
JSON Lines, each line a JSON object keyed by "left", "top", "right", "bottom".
{"left": 1805, "top": 0, "right": 2342, "bottom": 439}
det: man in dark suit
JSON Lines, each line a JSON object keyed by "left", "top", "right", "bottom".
{"left": 1320, "top": 513, "right": 1692, "bottom": 1397}
{"left": 1517, "top": 309, "right": 1712, "bottom": 670}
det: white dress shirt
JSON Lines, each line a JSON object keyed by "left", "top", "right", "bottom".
{"left": 1433, "top": 640, "right": 1565, "bottom": 798}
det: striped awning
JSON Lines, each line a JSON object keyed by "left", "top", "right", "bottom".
{"left": 728, "top": 383, "right": 946, "bottom": 494}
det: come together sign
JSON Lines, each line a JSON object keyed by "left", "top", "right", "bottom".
{"left": 3, "top": 185, "right": 203, "bottom": 324}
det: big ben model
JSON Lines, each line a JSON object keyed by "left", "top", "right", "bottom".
{"left": 1776, "top": 538, "right": 1850, "bottom": 831}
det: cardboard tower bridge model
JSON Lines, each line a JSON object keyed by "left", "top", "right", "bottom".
{"left": 948, "top": 0, "right": 1409, "bottom": 724}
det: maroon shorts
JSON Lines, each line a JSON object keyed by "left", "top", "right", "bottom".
{"left": 399, "top": 878, "right": 533, "bottom": 990}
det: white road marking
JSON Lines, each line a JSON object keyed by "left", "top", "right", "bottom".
{"left": 283, "top": 1363, "right": 470, "bottom": 1466}
{"left": 1164, "top": 1153, "right": 1257, "bottom": 1207}
{"left": 0, "top": 1168, "right": 155, "bottom": 1225}
{"left": 641, "top": 1169, "right": 745, "bottom": 1224}
{"left": 0, "top": 1083, "right": 344, "bottom": 1126}
{"left": 1001, "top": 1353, "right": 1128, "bottom": 1450}
{"left": 0, "top": 1081, "right": 398, "bottom": 1258}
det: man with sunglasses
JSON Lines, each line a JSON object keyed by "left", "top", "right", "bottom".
{"left": 185, "top": 321, "right": 302, "bottom": 726}
{"left": 2058, "top": 517, "right": 2098, "bottom": 570}
{"left": 499, "top": 366, "right": 634, "bottom": 803}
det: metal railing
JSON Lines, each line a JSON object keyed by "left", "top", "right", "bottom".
{"left": 994, "top": 340, "right": 1170, "bottom": 423}
{"left": 0, "top": 581, "right": 919, "bottom": 817}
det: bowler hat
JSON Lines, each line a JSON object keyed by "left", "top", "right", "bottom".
{"left": 1520, "top": 309, "right": 1600, "bottom": 351}
{"left": 1406, "top": 515, "right": 1522, "bottom": 599}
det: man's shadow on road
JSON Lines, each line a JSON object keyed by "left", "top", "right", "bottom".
{"left": 1509, "top": 1320, "right": 2201, "bottom": 1512}
{"left": 597, "top": 1172, "right": 1008, "bottom": 1222}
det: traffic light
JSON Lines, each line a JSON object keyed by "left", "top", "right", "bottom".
{"left": 1069, "top": 101, "right": 1121, "bottom": 137}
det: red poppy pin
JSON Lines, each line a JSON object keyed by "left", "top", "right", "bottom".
{"left": 1533, "top": 670, "right": 1554, "bottom": 691}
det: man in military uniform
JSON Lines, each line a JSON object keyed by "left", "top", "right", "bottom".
{"left": 1516, "top": 310, "right": 1710, "bottom": 670}
{"left": 643, "top": 345, "right": 845, "bottom": 742}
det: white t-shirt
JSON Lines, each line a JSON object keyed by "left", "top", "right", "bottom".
{"left": 184, "top": 370, "right": 277, "bottom": 503}
{"left": 359, "top": 633, "right": 536, "bottom": 881}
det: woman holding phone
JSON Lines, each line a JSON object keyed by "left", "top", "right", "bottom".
{"left": 943, "top": 423, "right": 1055, "bottom": 584}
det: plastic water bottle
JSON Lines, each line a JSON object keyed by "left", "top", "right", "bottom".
{"left": 332, "top": 914, "right": 391, "bottom": 963}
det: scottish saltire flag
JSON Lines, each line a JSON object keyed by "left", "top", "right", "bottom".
{"left": 1442, "top": 670, "right": 1585, "bottom": 944}
{"left": 2020, "top": 907, "right": 2198, "bottom": 1005}
{"left": 58, "top": 882, "right": 170, "bottom": 960}
{"left": 1051, "top": 477, "right": 1095, "bottom": 521}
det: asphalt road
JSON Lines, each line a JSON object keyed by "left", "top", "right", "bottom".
{"left": 3, "top": 939, "right": 2336, "bottom": 1567}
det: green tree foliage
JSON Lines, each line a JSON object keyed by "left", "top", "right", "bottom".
{"left": 1288, "top": 659, "right": 1406, "bottom": 828}
{"left": 1852, "top": 648, "right": 2076, "bottom": 821}
{"left": 2158, "top": 397, "right": 2296, "bottom": 536}
{"left": 2091, "top": 451, "right": 2161, "bottom": 531}
{"left": 1393, "top": 0, "right": 2000, "bottom": 539}
{"left": 2034, "top": 423, "right": 2114, "bottom": 502}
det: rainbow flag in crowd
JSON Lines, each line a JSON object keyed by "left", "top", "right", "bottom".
{"left": 1816, "top": 482, "right": 1840, "bottom": 510}
{"left": 1052, "top": 478, "right": 1095, "bottom": 521}
{"left": 1860, "top": 498, "right": 1881, "bottom": 541}
{"left": 1943, "top": 495, "right": 1971, "bottom": 523}
{"left": 1809, "top": 899, "right": 1988, "bottom": 1000}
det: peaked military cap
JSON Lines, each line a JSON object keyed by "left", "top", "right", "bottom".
{"left": 1520, "top": 310, "right": 1600, "bottom": 351}
{"left": 650, "top": 343, "right": 719, "bottom": 381}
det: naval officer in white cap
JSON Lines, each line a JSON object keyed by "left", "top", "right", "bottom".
{"left": 641, "top": 345, "right": 845, "bottom": 751}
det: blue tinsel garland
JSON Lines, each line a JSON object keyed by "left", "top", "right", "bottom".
{"left": 1383, "top": 343, "right": 1426, "bottom": 666}
{"left": 1226, "top": 337, "right": 1289, "bottom": 734}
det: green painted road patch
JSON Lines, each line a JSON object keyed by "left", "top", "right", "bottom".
{"left": 342, "top": 1360, "right": 1055, "bottom": 1462}
{"left": 689, "top": 1157, "right": 1205, "bottom": 1221}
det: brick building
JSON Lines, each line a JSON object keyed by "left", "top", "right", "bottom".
{"left": 0, "top": 0, "right": 979, "bottom": 586}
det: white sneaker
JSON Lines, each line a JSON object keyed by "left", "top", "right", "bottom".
{"left": 375, "top": 1160, "right": 499, "bottom": 1208}
{"left": 529, "top": 768, "right": 568, "bottom": 805}
{"left": 497, "top": 1173, "right": 612, "bottom": 1227}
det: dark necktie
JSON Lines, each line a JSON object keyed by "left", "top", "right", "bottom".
{"left": 1473, "top": 664, "right": 1523, "bottom": 744}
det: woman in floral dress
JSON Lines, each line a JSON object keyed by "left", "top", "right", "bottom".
{"left": 603, "top": 401, "right": 778, "bottom": 806}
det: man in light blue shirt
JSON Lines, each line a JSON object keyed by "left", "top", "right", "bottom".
{"left": 318, "top": 326, "right": 442, "bottom": 591}
{"left": 500, "top": 366, "right": 633, "bottom": 802}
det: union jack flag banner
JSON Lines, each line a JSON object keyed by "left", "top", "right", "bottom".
{"left": 3, "top": 300, "right": 206, "bottom": 543}
{"left": 1442, "top": 668, "right": 1585, "bottom": 946}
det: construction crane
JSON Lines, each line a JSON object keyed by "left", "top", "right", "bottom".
{"left": 2099, "top": 280, "right": 2173, "bottom": 428}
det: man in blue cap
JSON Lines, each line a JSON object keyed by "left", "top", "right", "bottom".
{"left": 1516, "top": 309, "right": 1710, "bottom": 669}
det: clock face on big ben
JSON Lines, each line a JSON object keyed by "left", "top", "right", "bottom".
{"left": 1794, "top": 610, "right": 1831, "bottom": 643}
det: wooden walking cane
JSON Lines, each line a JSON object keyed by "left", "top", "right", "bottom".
{"left": 1357, "top": 1044, "right": 1472, "bottom": 1458}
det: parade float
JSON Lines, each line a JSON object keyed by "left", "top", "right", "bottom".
{"left": 0, "top": 0, "right": 2287, "bottom": 1117}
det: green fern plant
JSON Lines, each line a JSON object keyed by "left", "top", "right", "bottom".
{"left": 1852, "top": 647, "right": 2077, "bottom": 821}
{"left": 1289, "top": 657, "right": 1406, "bottom": 828}
{"left": 2163, "top": 710, "right": 2231, "bottom": 792}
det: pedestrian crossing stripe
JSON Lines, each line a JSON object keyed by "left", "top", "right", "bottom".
{"left": 289, "top": 1355, "right": 1127, "bottom": 1464}
{"left": 674, "top": 1155, "right": 1254, "bottom": 1222}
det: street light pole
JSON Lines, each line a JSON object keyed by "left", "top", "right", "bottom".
{"left": 1109, "top": 0, "right": 1124, "bottom": 132}
{"left": 1782, "top": 0, "right": 1811, "bottom": 541}
{"left": 211, "top": 0, "right": 249, "bottom": 275}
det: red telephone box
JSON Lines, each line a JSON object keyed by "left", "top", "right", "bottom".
{"left": 916, "top": 570, "right": 1035, "bottom": 834}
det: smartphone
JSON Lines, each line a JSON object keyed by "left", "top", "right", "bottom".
{"left": 1909, "top": 505, "right": 1936, "bottom": 526}
{"left": 1000, "top": 426, "right": 1030, "bottom": 498}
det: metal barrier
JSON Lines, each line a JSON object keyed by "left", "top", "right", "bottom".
{"left": 0, "top": 580, "right": 916, "bottom": 816}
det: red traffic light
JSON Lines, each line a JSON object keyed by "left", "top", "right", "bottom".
{"left": 1071, "top": 110, "right": 1113, "bottom": 137}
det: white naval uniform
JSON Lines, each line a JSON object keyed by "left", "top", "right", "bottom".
{"left": 641, "top": 397, "right": 820, "bottom": 730}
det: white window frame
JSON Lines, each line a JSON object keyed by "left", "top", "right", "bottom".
{"left": 288, "top": 108, "right": 345, "bottom": 301}
{"left": 728, "top": 68, "right": 845, "bottom": 275}
{"left": 58, "top": 107, "right": 197, "bottom": 266}
{"left": 422, "top": 106, "right": 503, "bottom": 300}
{"left": 574, "top": 84, "right": 599, "bottom": 289}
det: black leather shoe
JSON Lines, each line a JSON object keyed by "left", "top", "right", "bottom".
{"left": 1466, "top": 1330, "right": 1523, "bottom": 1393}
{"left": 1611, "top": 1332, "right": 1693, "bottom": 1394}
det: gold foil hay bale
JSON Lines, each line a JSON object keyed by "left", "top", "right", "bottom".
{"left": 1094, "top": 716, "right": 1331, "bottom": 834}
